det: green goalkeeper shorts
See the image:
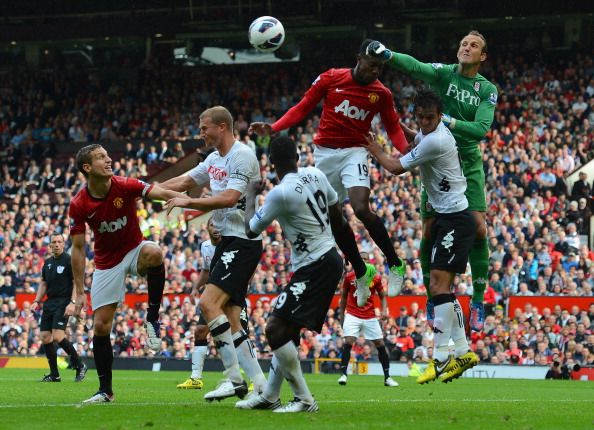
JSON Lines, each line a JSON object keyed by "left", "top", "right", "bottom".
{"left": 420, "top": 146, "right": 487, "bottom": 219}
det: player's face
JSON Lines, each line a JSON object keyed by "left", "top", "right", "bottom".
{"left": 457, "top": 35, "right": 486, "bottom": 66}
{"left": 207, "top": 220, "right": 221, "bottom": 243}
{"left": 354, "top": 55, "right": 384, "bottom": 84}
{"left": 86, "top": 147, "right": 113, "bottom": 178}
{"left": 199, "top": 116, "right": 225, "bottom": 148}
{"left": 50, "top": 235, "right": 65, "bottom": 256}
{"left": 415, "top": 105, "right": 441, "bottom": 135}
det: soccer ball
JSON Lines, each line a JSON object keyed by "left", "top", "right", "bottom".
{"left": 248, "top": 16, "right": 285, "bottom": 52}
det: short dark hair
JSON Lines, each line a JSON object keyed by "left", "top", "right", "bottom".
{"left": 75, "top": 144, "right": 103, "bottom": 177}
{"left": 413, "top": 88, "right": 443, "bottom": 114}
{"left": 269, "top": 136, "right": 298, "bottom": 165}
{"left": 359, "top": 39, "right": 374, "bottom": 55}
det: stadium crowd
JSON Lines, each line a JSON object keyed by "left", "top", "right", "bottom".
{"left": 1, "top": 50, "right": 594, "bottom": 373}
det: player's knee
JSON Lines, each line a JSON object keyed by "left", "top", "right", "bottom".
{"left": 265, "top": 318, "right": 288, "bottom": 350}
{"left": 145, "top": 247, "right": 164, "bottom": 267}
{"left": 475, "top": 222, "right": 487, "bottom": 239}
{"left": 93, "top": 319, "right": 112, "bottom": 336}
{"left": 373, "top": 339, "right": 385, "bottom": 348}
{"left": 352, "top": 204, "right": 373, "bottom": 223}
{"left": 41, "top": 332, "right": 53, "bottom": 344}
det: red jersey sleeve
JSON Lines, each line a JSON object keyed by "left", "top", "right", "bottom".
{"left": 379, "top": 90, "right": 408, "bottom": 153}
{"left": 68, "top": 200, "right": 86, "bottom": 236}
{"left": 271, "top": 70, "right": 330, "bottom": 132}
{"left": 122, "top": 177, "right": 154, "bottom": 199}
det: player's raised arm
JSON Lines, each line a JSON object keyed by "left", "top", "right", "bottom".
{"left": 367, "top": 41, "right": 442, "bottom": 84}
{"left": 70, "top": 233, "right": 87, "bottom": 314}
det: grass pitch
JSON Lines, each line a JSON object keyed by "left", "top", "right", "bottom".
{"left": 0, "top": 368, "right": 592, "bottom": 430}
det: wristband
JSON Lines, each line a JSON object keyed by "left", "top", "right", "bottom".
{"left": 70, "top": 299, "right": 76, "bottom": 304}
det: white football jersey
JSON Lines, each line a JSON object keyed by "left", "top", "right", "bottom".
{"left": 400, "top": 122, "right": 467, "bottom": 214}
{"left": 199, "top": 239, "right": 216, "bottom": 271}
{"left": 188, "top": 141, "right": 261, "bottom": 240}
{"left": 249, "top": 166, "right": 338, "bottom": 271}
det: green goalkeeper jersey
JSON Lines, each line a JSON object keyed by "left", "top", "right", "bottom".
{"left": 388, "top": 53, "right": 497, "bottom": 152}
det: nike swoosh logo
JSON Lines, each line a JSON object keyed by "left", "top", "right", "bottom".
{"left": 88, "top": 212, "right": 97, "bottom": 219}
{"left": 335, "top": 88, "right": 344, "bottom": 92}
{"left": 436, "top": 358, "right": 450, "bottom": 373}
{"left": 221, "top": 273, "right": 231, "bottom": 280}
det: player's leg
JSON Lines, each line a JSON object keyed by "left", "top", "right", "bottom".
{"left": 238, "top": 249, "right": 341, "bottom": 412}
{"left": 433, "top": 211, "right": 479, "bottom": 383}
{"left": 226, "top": 303, "right": 266, "bottom": 394}
{"left": 468, "top": 210, "right": 488, "bottom": 331}
{"left": 203, "top": 236, "right": 263, "bottom": 401}
{"left": 39, "top": 318, "right": 60, "bottom": 382}
{"left": 461, "top": 149, "right": 489, "bottom": 331}
{"left": 83, "top": 303, "right": 117, "bottom": 403}
{"left": 52, "top": 327, "right": 87, "bottom": 382}
{"left": 348, "top": 185, "right": 405, "bottom": 297}
{"left": 369, "top": 320, "right": 398, "bottom": 387}
{"left": 439, "top": 297, "right": 479, "bottom": 383}
{"left": 136, "top": 242, "right": 165, "bottom": 346}
{"left": 420, "top": 190, "right": 436, "bottom": 327}
{"left": 319, "top": 147, "right": 373, "bottom": 305}
{"left": 83, "top": 260, "right": 128, "bottom": 403}
{"left": 199, "top": 284, "right": 246, "bottom": 399}
{"left": 329, "top": 204, "right": 376, "bottom": 306}
{"left": 417, "top": 270, "right": 456, "bottom": 384}
{"left": 177, "top": 322, "right": 208, "bottom": 389}
{"left": 338, "top": 332, "right": 357, "bottom": 385}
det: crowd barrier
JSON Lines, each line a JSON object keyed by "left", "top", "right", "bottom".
{"left": 14, "top": 294, "right": 594, "bottom": 318}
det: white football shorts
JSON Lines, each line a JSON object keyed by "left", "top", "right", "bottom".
{"left": 91, "top": 240, "right": 157, "bottom": 310}
{"left": 314, "top": 145, "right": 370, "bottom": 203}
{"left": 342, "top": 313, "right": 383, "bottom": 340}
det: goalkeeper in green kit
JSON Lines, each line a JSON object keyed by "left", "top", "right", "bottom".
{"left": 367, "top": 31, "right": 497, "bottom": 331}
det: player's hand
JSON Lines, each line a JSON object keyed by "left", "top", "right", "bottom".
{"left": 164, "top": 196, "right": 191, "bottom": 215}
{"left": 31, "top": 301, "right": 41, "bottom": 313}
{"left": 64, "top": 302, "right": 76, "bottom": 317}
{"left": 73, "top": 294, "right": 87, "bottom": 316}
{"left": 363, "top": 131, "right": 383, "bottom": 156}
{"left": 441, "top": 113, "right": 457, "bottom": 129}
{"left": 248, "top": 122, "right": 273, "bottom": 136}
{"left": 366, "top": 41, "right": 392, "bottom": 62}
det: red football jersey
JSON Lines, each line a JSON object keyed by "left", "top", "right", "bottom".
{"left": 342, "top": 271, "right": 383, "bottom": 319}
{"left": 69, "top": 175, "right": 153, "bottom": 270}
{"left": 272, "top": 68, "right": 407, "bottom": 152}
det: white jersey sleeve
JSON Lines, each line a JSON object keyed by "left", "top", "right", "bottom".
{"left": 249, "top": 187, "right": 283, "bottom": 235}
{"left": 399, "top": 135, "right": 441, "bottom": 170}
{"left": 187, "top": 159, "right": 210, "bottom": 186}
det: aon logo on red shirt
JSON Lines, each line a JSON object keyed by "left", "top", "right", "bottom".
{"left": 334, "top": 100, "right": 370, "bottom": 120}
{"left": 99, "top": 216, "right": 128, "bottom": 233}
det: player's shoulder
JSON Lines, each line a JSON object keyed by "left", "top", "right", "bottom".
{"left": 230, "top": 141, "right": 258, "bottom": 163}
{"left": 69, "top": 187, "right": 88, "bottom": 210}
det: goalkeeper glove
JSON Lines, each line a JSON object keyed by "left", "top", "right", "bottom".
{"left": 441, "top": 113, "right": 457, "bottom": 129}
{"left": 366, "top": 41, "right": 392, "bottom": 62}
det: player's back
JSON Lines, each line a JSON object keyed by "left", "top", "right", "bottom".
{"left": 268, "top": 166, "right": 337, "bottom": 271}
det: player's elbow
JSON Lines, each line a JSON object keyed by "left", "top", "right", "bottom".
{"left": 246, "top": 229, "right": 259, "bottom": 239}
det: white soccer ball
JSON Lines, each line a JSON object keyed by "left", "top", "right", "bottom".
{"left": 248, "top": 16, "right": 285, "bottom": 52}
